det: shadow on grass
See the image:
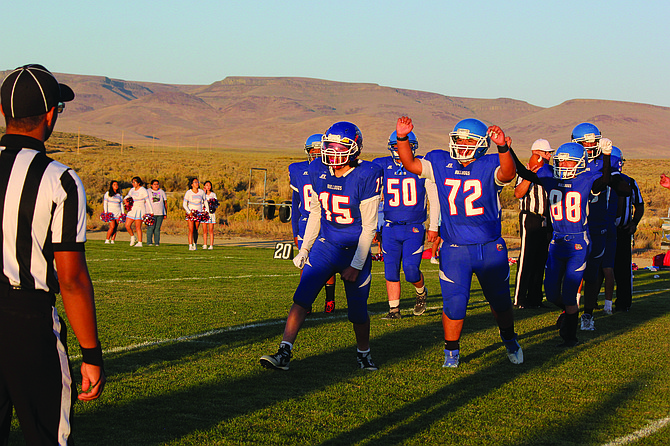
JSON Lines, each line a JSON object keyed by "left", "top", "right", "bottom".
{"left": 60, "top": 286, "right": 670, "bottom": 446}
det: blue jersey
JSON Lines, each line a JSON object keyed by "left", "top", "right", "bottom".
{"left": 308, "top": 159, "right": 383, "bottom": 248}
{"left": 425, "top": 151, "right": 505, "bottom": 245}
{"left": 289, "top": 161, "right": 313, "bottom": 221}
{"left": 536, "top": 165, "right": 600, "bottom": 234}
{"left": 373, "top": 156, "right": 428, "bottom": 224}
{"left": 289, "top": 160, "right": 313, "bottom": 238}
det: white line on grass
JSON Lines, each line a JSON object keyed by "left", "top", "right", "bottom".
{"left": 87, "top": 256, "right": 236, "bottom": 262}
{"left": 602, "top": 416, "right": 670, "bottom": 446}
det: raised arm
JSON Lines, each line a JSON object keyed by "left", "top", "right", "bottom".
{"left": 488, "top": 126, "right": 516, "bottom": 183}
{"left": 396, "top": 116, "right": 423, "bottom": 175}
{"left": 509, "top": 146, "right": 541, "bottom": 184}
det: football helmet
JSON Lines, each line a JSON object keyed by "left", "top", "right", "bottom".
{"left": 304, "top": 133, "right": 322, "bottom": 162}
{"left": 388, "top": 130, "right": 418, "bottom": 163}
{"left": 553, "top": 142, "right": 587, "bottom": 179}
{"left": 449, "top": 118, "right": 490, "bottom": 163}
{"left": 610, "top": 146, "right": 624, "bottom": 171}
{"left": 571, "top": 122, "right": 602, "bottom": 160}
{"left": 321, "top": 121, "right": 363, "bottom": 167}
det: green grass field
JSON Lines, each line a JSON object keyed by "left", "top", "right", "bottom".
{"left": 10, "top": 242, "right": 670, "bottom": 445}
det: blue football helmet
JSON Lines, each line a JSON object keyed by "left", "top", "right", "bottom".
{"left": 571, "top": 122, "right": 602, "bottom": 160}
{"left": 321, "top": 122, "right": 363, "bottom": 167}
{"left": 304, "top": 133, "right": 322, "bottom": 162}
{"left": 610, "top": 146, "right": 624, "bottom": 171}
{"left": 388, "top": 130, "right": 418, "bottom": 163}
{"left": 449, "top": 118, "right": 490, "bottom": 163}
{"left": 553, "top": 142, "right": 587, "bottom": 179}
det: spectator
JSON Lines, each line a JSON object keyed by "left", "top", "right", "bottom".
{"left": 146, "top": 179, "right": 167, "bottom": 246}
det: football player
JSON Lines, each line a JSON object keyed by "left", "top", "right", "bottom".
{"left": 261, "top": 122, "right": 383, "bottom": 371}
{"left": 373, "top": 131, "right": 439, "bottom": 319}
{"left": 511, "top": 140, "right": 629, "bottom": 345}
{"left": 572, "top": 123, "right": 627, "bottom": 330}
{"left": 395, "top": 116, "right": 522, "bottom": 368}
{"left": 288, "top": 133, "right": 336, "bottom": 313}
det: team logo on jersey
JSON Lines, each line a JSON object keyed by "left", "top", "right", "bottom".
{"left": 575, "top": 244, "right": 583, "bottom": 250}
{"left": 496, "top": 244, "right": 503, "bottom": 251}
{"left": 455, "top": 170, "right": 471, "bottom": 176}
{"left": 303, "top": 171, "right": 309, "bottom": 175}
{"left": 412, "top": 227, "right": 420, "bottom": 233}
{"left": 447, "top": 163, "right": 454, "bottom": 168}
{"left": 319, "top": 174, "right": 327, "bottom": 179}
{"left": 387, "top": 165, "right": 394, "bottom": 169}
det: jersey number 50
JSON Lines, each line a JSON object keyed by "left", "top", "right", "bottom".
{"left": 387, "top": 178, "right": 418, "bottom": 207}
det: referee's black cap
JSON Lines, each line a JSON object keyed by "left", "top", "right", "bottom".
{"left": 1, "top": 64, "right": 75, "bottom": 119}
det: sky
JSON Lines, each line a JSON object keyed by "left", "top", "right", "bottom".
{"left": 3, "top": 0, "right": 669, "bottom": 109}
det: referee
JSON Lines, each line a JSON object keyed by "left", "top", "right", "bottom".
{"left": 0, "top": 64, "right": 105, "bottom": 445}
{"left": 613, "top": 158, "right": 644, "bottom": 312}
{"left": 513, "top": 139, "right": 553, "bottom": 308}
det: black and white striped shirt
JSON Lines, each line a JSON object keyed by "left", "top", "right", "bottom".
{"left": 616, "top": 174, "right": 643, "bottom": 227}
{"left": 0, "top": 134, "right": 87, "bottom": 293}
{"left": 515, "top": 176, "right": 548, "bottom": 216}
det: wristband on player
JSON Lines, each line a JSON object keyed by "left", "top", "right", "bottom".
{"left": 497, "top": 144, "right": 510, "bottom": 153}
{"left": 80, "top": 342, "right": 104, "bottom": 367}
{"left": 396, "top": 135, "right": 409, "bottom": 141}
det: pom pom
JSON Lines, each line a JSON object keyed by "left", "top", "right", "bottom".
{"left": 198, "top": 210, "right": 210, "bottom": 222}
{"left": 99, "top": 212, "right": 114, "bottom": 222}
{"left": 118, "top": 214, "right": 127, "bottom": 223}
{"left": 208, "top": 198, "right": 219, "bottom": 213}
{"left": 124, "top": 197, "right": 134, "bottom": 212}
{"left": 143, "top": 214, "right": 156, "bottom": 226}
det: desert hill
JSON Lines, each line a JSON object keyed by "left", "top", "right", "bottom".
{"left": 2, "top": 70, "right": 668, "bottom": 158}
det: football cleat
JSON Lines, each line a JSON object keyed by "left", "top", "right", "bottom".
{"left": 501, "top": 334, "right": 524, "bottom": 364}
{"left": 356, "top": 351, "right": 378, "bottom": 371}
{"left": 260, "top": 344, "right": 292, "bottom": 371}
{"left": 381, "top": 308, "right": 401, "bottom": 320}
{"left": 413, "top": 288, "right": 427, "bottom": 316}
{"left": 603, "top": 300, "right": 613, "bottom": 315}
{"left": 580, "top": 314, "right": 595, "bottom": 331}
{"left": 324, "top": 299, "right": 335, "bottom": 313}
{"left": 443, "top": 349, "right": 460, "bottom": 368}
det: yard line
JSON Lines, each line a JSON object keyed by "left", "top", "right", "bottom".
{"left": 91, "top": 271, "right": 389, "bottom": 284}
{"left": 87, "top": 256, "right": 236, "bottom": 262}
{"left": 602, "top": 416, "right": 670, "bottom": 446}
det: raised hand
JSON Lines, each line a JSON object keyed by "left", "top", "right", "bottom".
{"left": 396, "top": 116, "right": 414, "bottom": 138}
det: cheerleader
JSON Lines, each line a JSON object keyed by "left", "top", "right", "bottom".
{"left": 183, "top": 177, "right": 206, "bottom": 250}
{"left": 202, "top": 181, "right": 218, "bottom": 250}
{"left": 103, "top": 180, "right": 123, "bottom": 244}
{"left": 124, "top": 176, "right": 153, "bottom": 247}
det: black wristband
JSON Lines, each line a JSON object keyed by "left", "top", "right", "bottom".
{"left": 497, "top": 144, "right": 509, "bottom": 153}
{"left": 80, "top": 342, "right": 104, "bottom": 367}
{"left": 396, "top": 135, "right": 409, "bottom": 141}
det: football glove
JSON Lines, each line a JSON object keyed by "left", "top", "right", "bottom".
{"left": 293, "top": 249, "right": 309, "bottom": 269}
{"left": 599, "top": 138, "right": 613, "bottom": 155}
